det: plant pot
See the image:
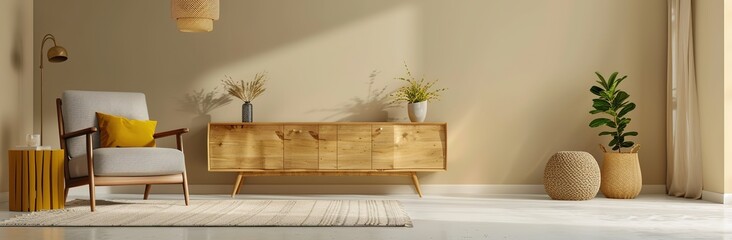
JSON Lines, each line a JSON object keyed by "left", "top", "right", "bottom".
{"left": 408, "top": 101, "right": 428, "bottom": 122}
{"left": 600, "top": 151, "right": 642, "bottom": 199}
{"left": 242, "top": 101, "right": 253, "bottom": 122}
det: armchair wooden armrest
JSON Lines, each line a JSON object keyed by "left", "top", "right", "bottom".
{"left": 59, "top": 127, "right": 98, "bottom": 181}
{"left": 153, "top": 128, "right": 189, "bottom": 139}
{"left": 62, "top": 127, "right": 98, "bottom": 140}
{"left": 154, "top": 128, "right": 189, "bottom": 151}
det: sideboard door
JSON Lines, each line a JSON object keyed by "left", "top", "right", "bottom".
{"left": 209, "top": 124, "right": 284, "bottom": 170}
{"left": 318, "top": 125, "right": 338, "bottom": 169}
{"left": 372, "top": 125, "right": 394, "bottom": 169}
{"left": 393, "top": 125, "right": 446, "bottom": 169}
{"left": 337, "top": 125, "right": 372, "bottom": 169}
{"left": 284, "top": 124, "right": 319, "bottom": 169}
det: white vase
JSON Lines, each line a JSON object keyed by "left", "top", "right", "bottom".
{"left": 408, "top": 101, "right": 428, "bottom": 122}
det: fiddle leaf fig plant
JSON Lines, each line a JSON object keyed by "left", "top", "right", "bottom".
{"left": 589, "top": 72, "right": 638, "bottom": 152}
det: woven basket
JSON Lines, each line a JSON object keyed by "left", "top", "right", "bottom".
{"left": 171, "top": 0, "right": 220, "bottom": 32}
{"left": 600, "top": 152, "right": 642, "bottom": 199}
{"left": 543, "top": 151, "right": 600, "bottom": 200}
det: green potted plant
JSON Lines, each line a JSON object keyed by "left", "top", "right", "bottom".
{"left": 391, "top": 63, "right": 446, "bottom": 122}
{"left": 589, "top": 72, "right": 642, "bottom": 199}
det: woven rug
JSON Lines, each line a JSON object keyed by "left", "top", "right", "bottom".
{"left": 0, "top": 199, "right": 412, "bottom": 227}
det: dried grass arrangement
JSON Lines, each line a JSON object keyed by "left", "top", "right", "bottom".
{"left": 221, "top": 72, "right": 267, "bottom": 102}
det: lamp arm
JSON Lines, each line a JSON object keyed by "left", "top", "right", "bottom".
{"left": 38, "top": 33, "right": 58, "bottom": 146}
{"left": 39, "top": 34, "right": 58, "bottom": 69}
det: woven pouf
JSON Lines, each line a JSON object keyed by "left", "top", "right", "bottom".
{"left": 543, "top": 151, "right": 600, "bottom": 200}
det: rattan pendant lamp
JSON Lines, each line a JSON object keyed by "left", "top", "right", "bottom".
{"left": 171, "top": 0, "right": 220, "bottom": 32}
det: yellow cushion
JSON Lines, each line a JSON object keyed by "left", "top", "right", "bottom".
{"left": 96, "top": 112, "right": 157, "bottom": 148}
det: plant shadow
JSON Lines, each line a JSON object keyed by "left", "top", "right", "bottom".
{"left": 176, "top": 88, "right": 237, "bottom": 184}
{"left": 178, "top": 87, "right": 232, "bottom": 115}
{"left": 310, "top": 71, "right": 399, "bottom": 122}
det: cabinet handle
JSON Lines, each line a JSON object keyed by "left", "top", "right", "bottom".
{"left": 275, "top": 131, "right": 285, "bottom": 140}
{"left": 308, "top": 131, "right": 319, "bottom": 139}
{"left": 291, "top": 129, "right": 302, "bottom": 133}
{"left": 374, "top": 127, "right": 384, "bottom": 134}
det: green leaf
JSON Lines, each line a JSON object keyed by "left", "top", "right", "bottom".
{"left": 616, "top": 75, "right": 628, "bottom": 85}
{"left": 592, "top": 99, "right": 611, "bottom": 111}
{"left": 614, "top": 91, "right": 629, "bottom": 106}
{"left": 590, "top": 86, "right": 603, "bottom": 96}
{"left": 590, "top": 118, "right": 613, "bottom": 128}
{"left": 595, "top": 80, "right": 606, "bottom": 89}
{"left": 608, "top": 72, "right": 618, "bottom": 90}
{"left": 620, "top": 141, "right": 634, "bottom": 148}
{"left": 598, "top": 131, "right": 615, "bottom": 136}
{"left": 599, "top": 91, "right": 612, "bottom": 100}
{"left": 618, "top": 103, "right": 636, "bottom": 117}
{"left": 619, "top": 118, "right": 631, "bottom": 126}
{"left": 589, "top": 109, "right": 604, "bottom": 114}
{"left": 609, "top": 137, "right": 619, "bottom": 146}
{"left": 617, "top": 125, "right": 626, "bottom": 132}
{"left": 612, "top": 145, "right": 620, "bottom": 151}
{"left": 595, "top": 72, "right": 608, "bottom": 88}
{"left": 607, "top": 121, "right": 617, "bottom": 128}
{"left": 616, "top": 101, "right": 628, "bottom": 109}
{"left": 623, "top": 131, "right": 638, "bottom": 137}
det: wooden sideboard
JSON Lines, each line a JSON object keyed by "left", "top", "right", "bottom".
{"left": 208, "top": 122, "right": 447, "bottom": 197}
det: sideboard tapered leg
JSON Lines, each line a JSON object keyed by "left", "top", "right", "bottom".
{"left": 410, "top": 172, "right": 423, "bottom": 198}
{"left": 231, "top": 172, "right": 245, "bottom": 198}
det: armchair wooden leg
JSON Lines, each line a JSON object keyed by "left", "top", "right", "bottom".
{"left": 64, "top": 187, "right": 69, "bottom": 202}
{"left": 182, "top": 172, "right": 190, "bottom": 206}
{"left": 144, "top": 184, "right": 152, "bottom": 200}
{"left": 89, "top": 179, "right": 96, "bottom": 212}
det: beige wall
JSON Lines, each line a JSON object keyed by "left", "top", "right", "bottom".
{"left": 0, "top": 0, "right": 34, "bottom": 192}
{"left": 726, "top": 0, "right": 732, "bottom": 194}
{"left": 695, "top": 0, "right": 732, "bottom": 194}
{"left": 34, "top": 0, "right": 667, "bottom": 187}
{"left": 695, "top": 0, "right": 725, "bottom": 194}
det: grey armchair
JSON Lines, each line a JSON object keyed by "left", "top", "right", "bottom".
{"left": 56, "top": 90, "right": 189, "bottom": 211}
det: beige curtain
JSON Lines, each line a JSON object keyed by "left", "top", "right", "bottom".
{"left": 667, "top": 0, "right": 702, "bottom": 199}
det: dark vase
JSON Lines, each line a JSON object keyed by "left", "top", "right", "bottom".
{"left": 242, "top": 101, "right": 253, "bottom": 122}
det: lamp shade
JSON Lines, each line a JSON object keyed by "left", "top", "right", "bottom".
{"left": 47, "top": 45, "right": 68, "bottom": 63}
{"left": 171, "top": 0, "right": 220, "bottom": 32}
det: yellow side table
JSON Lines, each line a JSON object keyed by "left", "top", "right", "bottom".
{"left": 8, "top": 150, "right": 65, "bottom": 211}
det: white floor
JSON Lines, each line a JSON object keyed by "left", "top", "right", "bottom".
{"left": 0, "top": 193, "right": 730, "bottom": 240}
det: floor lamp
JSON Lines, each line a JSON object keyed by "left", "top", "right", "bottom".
{"left": 39, "top": 34, "right": 68, "bottom": 145}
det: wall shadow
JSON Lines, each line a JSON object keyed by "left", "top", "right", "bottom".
{"left": 309, "top": 70, "right": 396, "bottom": 122}
{"left": 185, "top": 114, "right": 223, "bottom": 184}
{"left": 178, "top": 87, "right": 232, "bottom": 115}
{"left": 176, "top": 88, "right": 236, "bottom": 184}
{"left": 1, "top": 0, "right": 30, "bottom": 191}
